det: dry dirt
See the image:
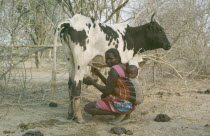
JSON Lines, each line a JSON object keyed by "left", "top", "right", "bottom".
{"left": 0, "top": 59, "right": 210, "bottom": 136}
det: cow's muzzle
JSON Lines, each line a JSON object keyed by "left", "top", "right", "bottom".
{"left": 164, "top": 43, "right": 171, "bottom": 50}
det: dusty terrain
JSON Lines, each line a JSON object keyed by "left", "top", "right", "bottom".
{"left": 0, "top": 59, "right": 210, "bottom": 136}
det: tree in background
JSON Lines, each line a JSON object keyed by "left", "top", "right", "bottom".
{"left": 125, "top": 0, "right": 209, "bottom": 80}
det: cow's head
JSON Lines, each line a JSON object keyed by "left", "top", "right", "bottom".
{"left": 143, "top": 13, "right": 171, "bottom": 51}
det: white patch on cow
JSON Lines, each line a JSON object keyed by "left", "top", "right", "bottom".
{"left": 70, "top": 14, "right": 93, "bottom": 31}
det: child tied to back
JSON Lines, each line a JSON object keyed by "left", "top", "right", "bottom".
{"left": 126, "top": 65, "right": 144, "bottom": 105}
{"left": 110, "top": 65, "right": 144, "bottom": 124}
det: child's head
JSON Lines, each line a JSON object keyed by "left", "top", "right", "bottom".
{"left": 126, "top": 65, "right": 138, "bottom": 78}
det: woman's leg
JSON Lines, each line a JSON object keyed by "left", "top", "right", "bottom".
{"left": 84, "top": 101, "right": 131, "bottom": 124}
{"left": 123, "top": 113, "right": 131, "bottom": 120}
{"left": 84, "top": 101, "right": 117, "bottom": 115}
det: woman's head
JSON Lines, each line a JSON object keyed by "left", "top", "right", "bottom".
{"left": 105, "top": 48, "right": 121, "bottom": 67}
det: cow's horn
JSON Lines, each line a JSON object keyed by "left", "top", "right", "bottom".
{"left": 151, "top": 13, "right": 156, "bottom": 22}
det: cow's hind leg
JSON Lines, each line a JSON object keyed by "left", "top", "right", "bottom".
{"left": 68, "top": 78, "right": 84, "bottom": 123}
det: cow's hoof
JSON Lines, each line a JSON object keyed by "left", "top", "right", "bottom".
{"left": 67, "top": 116, "right": 77, "bottom": 120}
{"left": 76, "top": 119, "right": 85, "bottom": 124}
{"left": 67, "top": 113, "right": 76, "bottom": 120}
{"left": 67, "top": 114, "right": 85, "bottom": 124}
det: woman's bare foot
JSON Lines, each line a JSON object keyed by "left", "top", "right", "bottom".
{"left": 109, "top": 113, "right": 133, "bottom": 125}
{"left": 109, "top": 114, "right": 126, "bottom": 125}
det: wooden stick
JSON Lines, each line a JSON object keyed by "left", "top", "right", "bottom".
{"left": 142, "top": 55, "right": 183, "bottom": 79}
{"left": 50, "top": 28, "right": 59, "bottom": 99}
{"left": 0, "top": 44, "right": 62, "bottom": 48}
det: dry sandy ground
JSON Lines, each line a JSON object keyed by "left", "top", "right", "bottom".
{"left": 0, "top": 60, "right": 210, "bottom": 136}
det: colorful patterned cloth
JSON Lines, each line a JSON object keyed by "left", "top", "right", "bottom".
{"left": 96, "top": 65, "right": 136, "bottom": 113}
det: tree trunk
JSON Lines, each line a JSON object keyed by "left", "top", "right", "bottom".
{"left": 35, "top": 50, "right": 44, "bottom": 68}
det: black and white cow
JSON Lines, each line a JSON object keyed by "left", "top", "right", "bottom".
{"left": 54, "top": 13, "right": 170, "bottom": 122}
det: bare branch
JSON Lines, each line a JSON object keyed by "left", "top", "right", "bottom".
{"left": 0, "top": 47, "right": 48, "bottom": 80}
{"left": 103, "top": 0, "right": 129, "bottom": 23}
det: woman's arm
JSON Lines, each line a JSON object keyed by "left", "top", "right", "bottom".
{"left": 84, "top": 68, "right": 119, "bottom": 95}
{"left": 104, "top": 68, "right": 119, "bottom": 95}
{"left": 95, "top": 71, "right": 107, "bottom": 84}
{"left": 91, "top": 67, "right": 106, "bottom": 84}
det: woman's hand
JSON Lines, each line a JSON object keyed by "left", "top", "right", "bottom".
{"left": 83, "top": 77, "right": 94, "bottom": 85}
{"left": 91, "top": 67, "right": 100, "bottom": 75}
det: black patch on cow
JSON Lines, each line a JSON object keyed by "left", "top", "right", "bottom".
{"left": 91, "top": 18, "right": 96, "bottom": 28}
{"left": 86, "top": 23, "right": 91, "bottom": 29}
{"left": 122, "top": 25, "right": 149, "bottom": 55}
{"left": 68, "top": 77, "right": 73, "bottom": 89}
{"left": 119, "top": 26, "right": 135, "bottom": 54}
{"left": 61, "top": 23, "right": 70, "bottom": 29}
{"left": 99, "top": 23, "right": 119, "bottom": 47}
{"left": 91, "top": 18, "right": 95, "bottom": 23}
{"left": 72, "top": 80, "right": 82, "bottom": 96}
{"left": 78, "top": 65, "right": 80, "bottom": 70}
{"left": 115, "top": 43, "right": 118, "bottom": 48}
{"left": 120, "top": 22, "right": 170, "bottom": 56}
{"left": 60, "top": 23, "right": 88, "bottom": 51}
{"left": 83, "top": 45, "right": 86, "bottom": 50}
{"left": 68, "top": 79, "right": 81, "bottom": 96}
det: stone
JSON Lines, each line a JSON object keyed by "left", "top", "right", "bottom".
{"left": 49, "top": 102, "right": 58, "bottom": 107}
{"left": 110, "top": 127, "right": 126, "bottom": 135}
{"left": 22, "top": 130, "right": 44, "bottom": 136}
{"left": 154, "top": 114, "right": 171, "bottom": 122}
{"left": 125, "top": 130, "right": 133, "bottom": 135}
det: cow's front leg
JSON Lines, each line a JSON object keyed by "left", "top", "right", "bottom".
{"left": 67, "top": 78, "right": 84, "bottom": 123}
{"left": 67, "top": 77, "right": 74, "bottom": 120}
